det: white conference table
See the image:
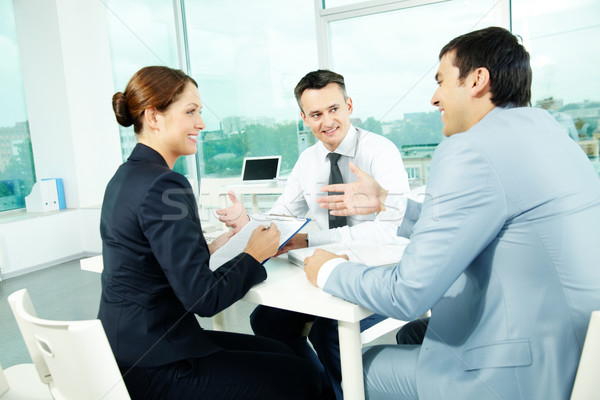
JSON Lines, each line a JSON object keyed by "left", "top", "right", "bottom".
{"left": 214, "top": 256, "right": 373, "bottom": 400}
{"left": 81, "top": 254, "right": 373, "bottom": 400}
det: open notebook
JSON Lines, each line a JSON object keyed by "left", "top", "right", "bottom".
{"left": 209, "top": 214, "right": 309, "bottom": 271}
{"left": 287, "top": 240, "right": 408, "bottom": 268}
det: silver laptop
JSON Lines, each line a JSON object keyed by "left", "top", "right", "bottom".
{"left": 240, "top": 156, "right": 281, "bottom": 185}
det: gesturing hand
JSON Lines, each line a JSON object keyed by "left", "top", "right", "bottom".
{"left": 215, "top": 191, "right": 250, "bottom": 234}
{"left": 317, "top": 161, "right": 388, "bottom": 216}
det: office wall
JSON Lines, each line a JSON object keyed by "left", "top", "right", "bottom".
{"left": 1, "top": 0, "right": 121, "bottom": 277}
{"left": 13, "top": 0, "right": 121, "bottom": 208}
{"left": 0, "top": 209, "right": 102, "bottom": 277}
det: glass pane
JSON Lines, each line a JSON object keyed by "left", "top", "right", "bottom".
{"left": 0, "top": 1, "right": 36, "bottom": 212}
{"left": 184, "top": 0, "right": 317, "bottom": 178}
{"left": 104, "top": 0, "right": 189, "bottom": 176}
{"left": 328, "top": 0, "right": 497, "bottom": 187}
{"left": 512, "top": 0, "right": 600, "bottom": 172}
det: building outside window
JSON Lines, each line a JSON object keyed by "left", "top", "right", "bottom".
{"left": 512, "top": 0, "right": 600, "bottom": 163}
{"left": 0, "top": 1, "right": 35, "bottom": 212}
{"left": 324, "top": 0, "right": 599, "bottom": 183}
{"left": 325, "top": 0, "right": 497, "bottom": 188}
{"left": 105, "top": 0, "right": 600, "bottom": 188}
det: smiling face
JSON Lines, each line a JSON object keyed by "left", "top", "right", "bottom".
{"left": 431, "top": 52, "right": 477, "bottom": 137}
{"left": 299, "top": 82, "right": 353, "bottom": 152}
{"left": 154, "top": 82, "right": 205, "bottom": 168}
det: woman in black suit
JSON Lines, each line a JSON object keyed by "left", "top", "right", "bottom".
{"left": 98, "top": 66, "right": 325, "bottom": 399}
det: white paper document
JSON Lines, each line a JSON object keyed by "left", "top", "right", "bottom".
{"left": 209, "top": 214, "right": 310, "bottom": 270}
{"left": 287, "top": 239, "right": 409, "bottom": 268}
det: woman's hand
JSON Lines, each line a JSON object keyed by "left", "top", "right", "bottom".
{"left": 243, "top": 222, "right": 280, "bottom": 263}
{"left": 207, "top": 230, "right": 234, "bottom": 255}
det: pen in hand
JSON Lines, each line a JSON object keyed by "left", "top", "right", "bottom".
{"left": 244, "top": 222, "right": 280, "bottom": 262}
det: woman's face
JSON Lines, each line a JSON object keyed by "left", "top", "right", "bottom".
{"left": 155, "top": 82, "right": 205, "bottom": 168}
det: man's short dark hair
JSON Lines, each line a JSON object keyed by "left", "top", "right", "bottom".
{"left": 294, "top": 69, "right": 347, "bottom": 112}
{"left": 440, "top": 26, "right": 532, "bottom": 107}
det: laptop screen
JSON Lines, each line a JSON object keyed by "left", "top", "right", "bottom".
{"left": 241, "top": 156, "right": 281, "bottom": 181}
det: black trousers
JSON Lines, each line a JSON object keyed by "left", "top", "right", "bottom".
{"left": 250, "top": 305, "right": 386, "bottom": 400}
{"left": 120, "top": 330, "right": 325, "bottom": 400}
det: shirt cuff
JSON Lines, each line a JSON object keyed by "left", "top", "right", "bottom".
{"left": 316, "top": 257, "right": 347, "bottom": 288}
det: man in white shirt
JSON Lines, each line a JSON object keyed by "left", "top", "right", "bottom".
{"left": 216, "top": 69, "right": 410, "bottom": 399}
{"left": 217, "top": 72, "right": 409, "bottom": 247}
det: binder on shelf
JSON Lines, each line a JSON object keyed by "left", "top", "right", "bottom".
{"left": 25, "top": 178, "right": 66, "bottom": 213}
{"left": 45, "top": 178, "right": 66, "bottom": 210}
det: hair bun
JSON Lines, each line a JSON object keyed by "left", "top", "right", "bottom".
{"left": 112, "top": 92, "right": 134, "bottom": 127}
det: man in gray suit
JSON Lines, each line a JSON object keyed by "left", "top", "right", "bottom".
{"left": 305, "top": 26, "right": 600, "bottom": 399}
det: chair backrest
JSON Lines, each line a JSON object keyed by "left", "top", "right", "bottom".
{"left": 571, "top": 310, "right": 600, "bottom": 400}
{"left": 7, "top": 289, "right": 51, "bottom": 384}
{"left": 0, "top": 363, "right": 9, "bottom": 397}
{"left": 7, "top": 289, "right": 130, "bottom": 400}
{"left": 360, "top": 318, "right": 408, "bottom": 346}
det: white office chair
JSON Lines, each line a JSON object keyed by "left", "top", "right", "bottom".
{"left": 7, "top": 288, "right": 131, "bottom": 400}
{"left": 0, "top": 362, "right": 52, "bottom": 399}
{"left": 570, "top": 310, "right": 600, "bottom": 399}
{"left": 360, "top": 318, "right": 408, "bottom": 345}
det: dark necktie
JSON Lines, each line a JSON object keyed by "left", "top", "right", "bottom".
{"left": 327, "top": 152, "right": 347, "bottom": 229}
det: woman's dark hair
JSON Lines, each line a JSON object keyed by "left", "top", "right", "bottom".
{"left": 112, "top": 66, "right": 198, "bottom": 134}
{"left": 440, "top": 26, "right": 532, "bottom": 107}
{"left": 294, "top": 69, "right": 347, "bottom": 112}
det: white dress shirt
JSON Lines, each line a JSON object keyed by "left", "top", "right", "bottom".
{"left": 269, "top": 125, "right": 410, "bottom": 245}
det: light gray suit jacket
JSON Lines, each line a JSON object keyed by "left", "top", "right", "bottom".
{"left": 323, "top": 106, "right": 600, "bottom": 399}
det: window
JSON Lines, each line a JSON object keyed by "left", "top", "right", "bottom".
{"left": 104, "top": 0, "right": 191, "bottom": 177}
{"left": 102, "top": 0, "right": 599, "bottom": 188}
{"left": 327, "top": 0, "right": 497, "bottom": 186}
{"left": 0, "top": 1, "right": 35, "bottom": 212}
{"left": 512, "top": 0, "right": 600, "bottom": 167}
{"left": 183, "top": 0, "right": 317, "bottom": 178}
{"left": 406, "top": 167, "right": 420, "bottom": 180}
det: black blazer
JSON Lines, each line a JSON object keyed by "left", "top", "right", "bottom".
{"left": 98, "top": 144, "right": 266, "bottom": 368}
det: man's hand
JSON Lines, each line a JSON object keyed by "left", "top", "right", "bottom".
{"left": 304, "top": 249, "right": 349, "bottom": 287}
{"left": 275, "top": 233, "right": 308, "bottom": 256}
{"left": 215, "top": 191, "right": 250, "bottom": 234}
{"left": 317, "top": 161, "right": 388, "bottom": 216}
{"left": 207, "top": 230, "right": 234, "bottom": 255}
{"left": 243, "top": 222, "right": 280, "bottom": 263}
